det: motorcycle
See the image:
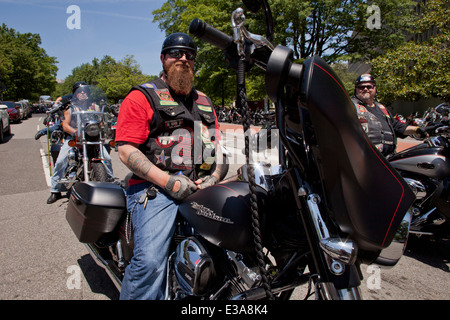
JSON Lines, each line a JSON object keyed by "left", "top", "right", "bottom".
{"left": 65, "top": 0, "right": 414, "bottom": 300}
{"left": 44, "top": 103, "right": 65, "bottom": 167}
{"left": 389, "top": 125, "right": 450, "bottom": 238}
{"left": 59, "top": 86, "right": 114, "bottom": 189}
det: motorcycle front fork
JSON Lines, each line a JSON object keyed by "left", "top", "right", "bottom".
{"left": 318, "top": 282, "right": 362, "bottom": 300}
{"left": 288, "top": 172, "right": 362, "bottom": 300}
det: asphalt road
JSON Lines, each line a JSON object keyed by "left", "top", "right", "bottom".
{"left": 0, "top": 114, "right": 448, "bottom": 300}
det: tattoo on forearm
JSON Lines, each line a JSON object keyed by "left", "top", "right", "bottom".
{"left": 127, "top": 150, "right": 154, "bottom": 179}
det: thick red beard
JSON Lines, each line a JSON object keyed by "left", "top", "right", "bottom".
{"left": 165, "top": 62, "right": 194, "bottom": 95}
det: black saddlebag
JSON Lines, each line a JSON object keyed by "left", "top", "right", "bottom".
{"left": 66, "top": 181, "right": 126, "bottom": 243}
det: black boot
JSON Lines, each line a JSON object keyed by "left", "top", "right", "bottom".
{"left": 35, "top": 132, "right": 44, "bottom": 140}
{"left": 47, "top": 192, "right": 61, "bottom": 204}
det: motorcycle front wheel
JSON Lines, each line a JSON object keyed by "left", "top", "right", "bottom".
{"left": 90, "top": 162, "right": 109, "bottom": 182}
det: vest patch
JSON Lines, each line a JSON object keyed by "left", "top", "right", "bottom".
{"left": 160, "top": 100, "right": 179, "bottom": 106}
{"left": 196, "top": 95, "right": 210, "bottom": 106}
{"left": 165, "top": 119, "right": 184, "bottom": 129}
{"left": 141, "top": 83, "right": 156, "bottom": 89}
{"left": 198, "top": 104, "right": 212, "bottom": 112}
{"left": 156, "top": 89, "right": 179, "bottom": 106}
{"left": 155, "top": 150, "right": 170, "bottom": 166}
{"left": 156, "top": 132, "right": 176, "bottom": 148}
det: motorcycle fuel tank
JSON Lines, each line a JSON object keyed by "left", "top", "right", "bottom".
{"left": 389, "top": 143, "right": 450, "bottom": 179}
{"left": 178, "top": 181, "right": 268, "bottom": 253}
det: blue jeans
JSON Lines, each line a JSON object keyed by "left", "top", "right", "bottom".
{"left": 120, "top": 182, "right": 179, "bottom": 300}
{"left": 50, "top": 140, "right": 113, "bottom": 193}
{"left": 39, "top": 123, "right": 61, "bottom": 136}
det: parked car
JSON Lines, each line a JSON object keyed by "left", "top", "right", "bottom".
{"left": 15, "top": 102, "right": 26, "bottom": 120}
{"left": 2, "top": 101, "right": 20, "bottom": 123}
{"left": 0, "top": 104, "right": 11, "bottom": 143}
{"left": 19, "top": 100, "right": 32, "bottom": 118}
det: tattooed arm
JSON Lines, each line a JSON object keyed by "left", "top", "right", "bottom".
{"left": 118, "top": 142, "right": 172, "bottom": 189}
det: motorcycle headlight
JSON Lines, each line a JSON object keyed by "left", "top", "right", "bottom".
{"left": 67, "top": 148, "right": 77, "bottom": 165}
{"left": 85, "top": 123, "right": 100, "bottom": 137}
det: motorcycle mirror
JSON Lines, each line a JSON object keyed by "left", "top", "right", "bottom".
{"left": 60, "top": 94, "right": 72, "bottom": 106}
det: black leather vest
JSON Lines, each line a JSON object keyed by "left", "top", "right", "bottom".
{"left": 129, "top": 79, "right": 218, "bottom": 180}
{"left": 352, "top": 97, "right": 396, "bottom": 156}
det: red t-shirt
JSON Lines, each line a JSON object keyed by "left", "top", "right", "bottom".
{"left": 116, "top": 90, "right": 154, "bottom": 144}
{"left": 116, "top": 89, "right": 221, "bottom": 145}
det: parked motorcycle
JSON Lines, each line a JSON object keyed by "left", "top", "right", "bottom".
{"left": 44, "top": 102, "right": 66, "bottom": 166}
{"left": 59, "top": 86, "right": 114, "bottom": 189}
{"left": 65, "top": 1, "right": 414, "bottom": 300}
{"left": 389, "top": 125, "right": 450, "bottom": 238}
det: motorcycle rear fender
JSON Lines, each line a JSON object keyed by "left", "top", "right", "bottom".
{"left": 298, "top": 56, "right": 415, "bottom": 252}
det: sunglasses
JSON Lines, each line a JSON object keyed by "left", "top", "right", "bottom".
{"left": 357, "top": 85, "right": 375, "bottom": 90}
{"left": 166, "top": 49, "right": 196, "bottom": 61}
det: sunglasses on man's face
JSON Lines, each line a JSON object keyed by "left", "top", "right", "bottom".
{"left": 166, "top": 49, "right": 196, "bottom": 61}
{"left": 357, "top": 85, "right": 375, "bottom": 90}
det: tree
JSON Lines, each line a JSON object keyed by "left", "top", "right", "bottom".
{"left": 370, "top": 0, "right": 449, "bottom": 103}
{"left": 0, "top": 24, "right": 58, "bottom": 101}
{"left": 152, "top": 0, "right": 416, "bottom": 103}
{"left": 53, "top": 55, "right": 155, "bottom": 103}
{"left": 97, "top": 55, "right": 154, "bottom": 102}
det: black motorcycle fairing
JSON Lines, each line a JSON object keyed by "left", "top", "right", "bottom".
{"left": 295, "top": 56, "right": 415, "bottom": 252}
{"left": 178, "top": 181, "right": 268, "bottom": 253}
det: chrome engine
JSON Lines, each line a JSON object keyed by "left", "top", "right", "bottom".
{"left": 173, "top": 237, "right": 216, "bottom": 297}
{"left": 404, "top": 178, "right": 427, "bottom": 201}
{"left": 171, "top": 236, "right": 262, "bottom": 299}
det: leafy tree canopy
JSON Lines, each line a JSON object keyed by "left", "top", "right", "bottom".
{"left": 370, "top": 0, "right": 449, "bottom": 103}
{"left": 152, "top": 0, "right": 417, "bottom": 103}
{"left": 0, "top": 23, "right": 58, "bottom": 101}
{"left": 53, "top": 55, "right": 156, "bottom": 103}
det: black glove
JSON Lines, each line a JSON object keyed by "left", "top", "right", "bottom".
{"left": 164, "top": 174, "right": 197, "bottom": 200}
{"left": 197, "top": 175, "right": 219, "bottom": 190}
{"left": 414, "top": 126, "right": 428, "bottom": 138}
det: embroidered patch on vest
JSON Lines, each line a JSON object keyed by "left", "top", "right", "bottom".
{"left": 165, "top": 119, "right": 184, "bottom": 129}
{"left": 357, "top": 105, "right": 368, "bottom": 113}
{"left": 156, "top": 89, "right": 179, "bottom": 106}
{"left": 198, "top": 105, "right": 212, "bottom": 112}
{"left": 155, "top": 150, "right": 170, "bottom": 165}
{"left": 156, "top": 132, "right": 176, "bottom": 148}
{"left": 196, "top": 95, "right": 210, "bottom": 107}
{"left": 199, "top": 123, "right": 215, "bottom": 170}
{"left": 141, "top": 83, "right": 156, "bottom": 89}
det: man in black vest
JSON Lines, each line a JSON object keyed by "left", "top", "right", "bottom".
{"left": 116, "top": 33, "right": 224, "bottom": 299}
{"left": 351, "top": 74, "right": 426, "bottom": 157}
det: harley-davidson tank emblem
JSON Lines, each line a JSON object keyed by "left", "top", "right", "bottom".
{"left": 190, "top": 201, "right": 234, "bottom": 224}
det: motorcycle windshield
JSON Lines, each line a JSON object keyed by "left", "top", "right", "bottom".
{"left": 72, "top": 110, "right": 105, "bottom": 140}
{"left": 70, "top": 85, "right": 107, "bottom": 141}
{"left": 299, "top": 56, "right": 415, "bottom": 251}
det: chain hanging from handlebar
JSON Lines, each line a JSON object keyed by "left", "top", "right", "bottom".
{"left": 233, "top": 8, "right": 274, "bottom": 300}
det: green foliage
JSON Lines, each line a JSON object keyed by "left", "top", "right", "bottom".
{"left": 331, "top": 63, "right": 359, "bottom": 96}
{"left": 370, "top": 0, "right": 449, "bottom": 103}
{"left": 0, "top": 23, "right": 58, "bottom": 101}
{"left": 53, "top": 55, "right": 156, "bottom": 103}
{"left": 152, "top": 0, "right": 416, "bottom": 104}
